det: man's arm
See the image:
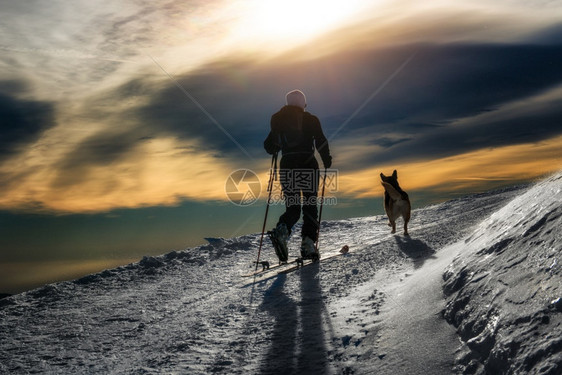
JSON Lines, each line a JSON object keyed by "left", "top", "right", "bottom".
{"left": 311, "top": 115, "right": 332, "bottom": 168}
{"left": 264, "top": 115, "right": 281, "bottom": 155}
{"left": 264, "top": 131, "right": 280, "bottom": 155}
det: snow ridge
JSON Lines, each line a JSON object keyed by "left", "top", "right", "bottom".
{"left": 443, "top": 172, "right": 562, "bottom": 374}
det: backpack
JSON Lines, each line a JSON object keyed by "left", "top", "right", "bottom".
{"left": 280, "top": 112, "right": 305, "bottom": 150}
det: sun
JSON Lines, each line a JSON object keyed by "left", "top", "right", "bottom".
{"left": 241, "top": 0, "right": 367, "bottom": 44}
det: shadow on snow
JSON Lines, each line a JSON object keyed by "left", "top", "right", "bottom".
{"left": 260, "top": 264, "right": 329, "bottom": 374}
{"left": 394, "top": 236, "right": 436, "bottom": 269}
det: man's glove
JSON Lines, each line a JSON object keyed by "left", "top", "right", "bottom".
{"left": 264, "top": 137, "right": 280, "bottom": 155}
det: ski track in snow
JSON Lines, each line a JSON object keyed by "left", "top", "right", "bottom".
{"left": 1, "top": 175, "right": 560, "bottom": 374}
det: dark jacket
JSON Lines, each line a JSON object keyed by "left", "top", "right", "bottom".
{"left": 264, "top": 105, "right": 331, "bottom": 168}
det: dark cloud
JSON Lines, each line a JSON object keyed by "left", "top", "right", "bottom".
{"left": 132, "top": 63, "right": 280, "bottom": 159}
{"left": 526, "top": 22, "right": 562, "bottom": 45}
{"left": 52, "top": 130, "right": 140, "bottom": 189}
{"left": 357, "top": 103, "right": 562, "bottom": 166}
{"left": 0, "top": 81, "right": 55, "bottom": 160}
{"left": 72, "top": 32, "right": 557, "bottom": 175}
{"left": 131, "top": 50, "right": 421, "bottom": 159}
{"left": 325, "top": 43, "right": 562, "bottom": 134}
{"left": 372, "top": 137, "right": 412, "bottom": 148}
{"left": 332, "top": 44, "right": 562, "bottom": 167}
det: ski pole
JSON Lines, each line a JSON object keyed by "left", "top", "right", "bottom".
{"left": 255, "top": 152, "right": 278, "bottom": 271}
{"left": 315, "top": 168, "right": 328, "bottom": 252}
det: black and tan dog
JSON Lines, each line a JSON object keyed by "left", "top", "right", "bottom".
{"left": 380, "top": 170, "right": 411, "bottom": 235}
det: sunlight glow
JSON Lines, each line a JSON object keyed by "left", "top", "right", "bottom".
{"left": 238, "top": 0, "right": 369, "bottom": 45}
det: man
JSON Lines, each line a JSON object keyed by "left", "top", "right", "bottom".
{"left": 264, "top": 89, "right": 332, "bottom": 261}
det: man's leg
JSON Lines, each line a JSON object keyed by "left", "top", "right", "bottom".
{"left": 301, "top": 190, "right": 319, "bottom": 242}
{"left": 270, "top": 165, "right": 300, "bottom": 262}
{"left": 278, "top": 191, "right": 301, "bottom": 235}
{"left": 277, "top": 162, "right": 301, "bottom": 235}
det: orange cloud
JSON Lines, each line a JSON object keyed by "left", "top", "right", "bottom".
{"left": 338, "top": 135, "right": 562, "bottom": 198}
{"left": 2, "top": 128, "right": 559, "bottom": 214}
{"left": 0, "top": 136, "right": 241, "bottom": 213}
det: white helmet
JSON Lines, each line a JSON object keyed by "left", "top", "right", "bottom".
{"left": 285, "top": 89, "right": 307, "bottom": 109}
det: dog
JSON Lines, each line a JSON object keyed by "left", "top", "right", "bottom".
{"left": 380, "top": 170, "right": 411, "bottom": 235}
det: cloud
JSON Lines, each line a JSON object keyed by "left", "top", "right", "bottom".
{"left": 339, "top": 81, "right": 562, "bottom": 170}
{"left": 525, "top": 22, "right": 562, "bottom": 44}
{"left": 51, "top": 129, "right": 140, "bottom": 189}
{"left": 34, "top": 39, "right": 561, "bottom": 212}
{"left": 0, "top": 136, "right": 244, "bottom": 213}
{"left": 405, "top": 86, "right": 562, "bottom": 155}
{"left": 306, "top": 43, "right": 562, "bottom": 171}
{"left": 1, "top": 1, "right": 562, "bottom": 214}
{"left": 343, "top": 43, "right": 562, "bottom": 124}
{"left": 0, "top": 81, "right": 56, "bottom": 160}
{"left": 129, "top": 42, "right": 562, "bottom": 165}
{"left": 338, "top": 134, "right": 562, "bottom": 199}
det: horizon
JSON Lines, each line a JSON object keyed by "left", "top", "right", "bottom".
{"left": 1, "top": 0, "right": 562, "bottom": 293}
{"left": 0, "top": 177, "right": 543, "bottom": 294}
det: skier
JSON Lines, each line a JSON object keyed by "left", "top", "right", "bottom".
{"left": 264, "top": 89, "right": 332, "bottom": 262}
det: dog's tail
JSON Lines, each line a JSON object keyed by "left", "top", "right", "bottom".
{"left": 381, "top": 182, "right": 403, "bottom": 200}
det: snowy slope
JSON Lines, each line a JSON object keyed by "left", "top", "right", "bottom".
{"left": 443, "top": 172, "right": 562, "bottom": 374}
{"left": 0, "top": 174, "right": 559, "bottom": 374}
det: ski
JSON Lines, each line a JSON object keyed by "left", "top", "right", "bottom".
{"left": 243, "top": 245, "right": 350, "bottom": 278}
{"left": 240, "top": 246, "right": 349, "bottom": 287}
{"left": 278, "top": 245, "right": 349, "bottom": 275}
{"left": 240, "top": 257, "right": 300, "bottom": 277}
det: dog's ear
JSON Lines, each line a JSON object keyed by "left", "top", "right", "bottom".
{"left": 380, "top": 172, "right": 385, "bottom": 179}
{"left": 392, "top": 170, "right": 397, "bottom": 178}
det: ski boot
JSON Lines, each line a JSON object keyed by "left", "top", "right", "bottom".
{"left": 268, "top": 223, "right": 289, "bottom": 262}
{"left": 301, "top": 236, "right": 319, "bottom": 262}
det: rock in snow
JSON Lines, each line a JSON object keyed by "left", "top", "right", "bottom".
{"left": 0, "top": 172, "right": 560, "bottom": 374}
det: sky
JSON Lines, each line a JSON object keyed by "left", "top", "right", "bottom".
{"left": 1, "top": 0, "right": 561, "bottom": 293}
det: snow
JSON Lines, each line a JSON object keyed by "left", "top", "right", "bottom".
{"left": 0, "top": 172, "right": 560, "bottom": 374}
{"left": 443, "top": 171, "right": 562, "bottom": 374}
